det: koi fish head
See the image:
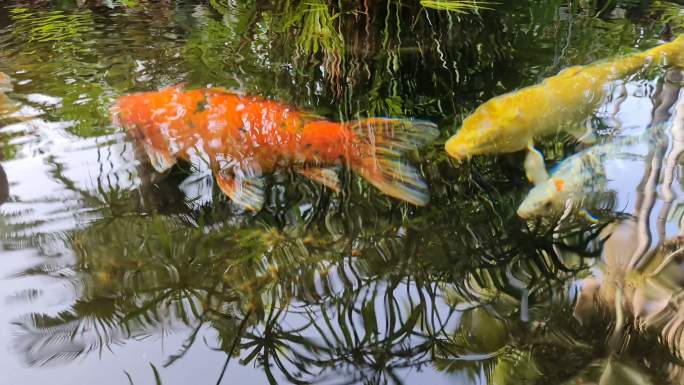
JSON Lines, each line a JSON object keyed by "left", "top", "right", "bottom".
{"left": 111, "top": 87, "right": 181, "bottom": 137}
{"left": 111, "top": 86, "right": 196, "bottom": 172}
{"left": 0, "top": 72, "right": 12, "bottom": 93}
{"left": 445, "top": 100, "right": 524, "bottom": 159}
{"left": 445, "top": 110, "right": 489, "bottom": 159}
{"left": 517, "top": 178, "right": 568, "bottom": 219}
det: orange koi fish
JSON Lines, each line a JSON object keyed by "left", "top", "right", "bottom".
{"left": 111, "top": 86, "right": 438, "bottom": 210}
{"left": 0, "top": 72, "right": 16, "bottom": 117}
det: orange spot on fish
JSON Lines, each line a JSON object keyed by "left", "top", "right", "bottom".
{"left": 554, "top": 179, "right": 565, "bottom": 192}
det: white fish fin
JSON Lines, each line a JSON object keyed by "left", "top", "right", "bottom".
{"left": 568, "top": 120, "right": 597, "bottom": 144}
{"left": 214, "top": 158, "right": 265, "bottom": 211}
{"left": 297, "top": 167, "right": 341, "bottom": 192}
{"left": 524, "top": 143, "right": 549, "bottom": 184}
{"left": 142, "top": 141, "right": 176, "bottom": 172}
{"left": 577, "top": 129, "right": 597, "bottom": 145}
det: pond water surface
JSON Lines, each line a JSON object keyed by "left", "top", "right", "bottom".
{"left": 3, "top": 1, "right": 684, "bottom": 384}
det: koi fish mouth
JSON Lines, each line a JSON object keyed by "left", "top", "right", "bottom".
{"left": 444, "top": 136, "right": 469, "bottom": 160}
{"left": 516, "top": 207, "right": 532, "bottom": 219}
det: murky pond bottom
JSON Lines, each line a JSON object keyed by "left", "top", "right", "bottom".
{"left": 4, "top": 1, "right": 684, "bottom": 384}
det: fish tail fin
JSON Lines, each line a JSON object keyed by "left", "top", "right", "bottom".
{"left": 347, "top": 118, "right": 438, "bottom": 206}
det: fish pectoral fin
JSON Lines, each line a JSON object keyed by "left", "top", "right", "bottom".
{"left": 214, "top": 158, "right": 265, "bottom": 211}
{"left": 524, "top": 143, "right": 549, "bottom": 185}
{"left": 142, "top": 141, "right": 176, "bottom": 173}
{"left": 576, "top": 129, "right": 597, "bottom": 144}
{"left": 568, "top": 120, "right": 597, "bottom": 144}
{"left": 297, "top": 167, "right": 341, "bottom": 192}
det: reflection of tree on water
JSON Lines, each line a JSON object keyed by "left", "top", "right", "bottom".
{"left": 556, "top": 69, "right": 684, "bottom": 383}
{"left": 12, "top": 61, "right": 684, "bottom": 385}
{"left": 7, "top": 2, "right": 684, "bottom": 385}
{"left": 2, "top": 108, "right": 618, "bottom": 383}
{"left": 2, "top": 108, "right": 611, "bottom": 382}
{"left": 10, "top": 207, "right": 605, "bottom": 383}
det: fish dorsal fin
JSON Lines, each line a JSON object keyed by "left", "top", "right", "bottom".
{"left": 524, "top": 144, "right": 549, "bottom": 184}
{"left": 297, "top": 167, "right": 341, "bottom": 192}
{"left": 213, "top": 157, "right": 265, "bottom": 211}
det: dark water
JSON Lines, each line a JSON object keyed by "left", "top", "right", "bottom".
{"left": 2, "top": 1, "right": 684, "bottom": 384}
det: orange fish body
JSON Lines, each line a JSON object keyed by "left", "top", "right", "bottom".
{"left": 0, "top": 72, "right": 17, "bottom": 117}
{"left": 112, "top": 86, "right": 437, "bottom": 210}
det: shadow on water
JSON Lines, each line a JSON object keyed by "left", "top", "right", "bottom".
{"left": 5, "top": 1, "right": 684, "bottom": 385}
{"left": 0, "top": 163, "right": 7, "bottom": 207}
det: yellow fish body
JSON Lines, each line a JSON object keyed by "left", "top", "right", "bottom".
{"left": 445, "top": 35, "right": 684, "bottom": 159}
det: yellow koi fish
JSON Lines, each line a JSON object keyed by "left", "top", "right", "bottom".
{"left": 445, "top": 35, "right": 684, "bottom": 160}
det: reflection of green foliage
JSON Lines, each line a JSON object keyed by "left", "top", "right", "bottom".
{"left": 1, "top": 4, "right": 185, "bottom": 138}
{"left": 4, "top": 153, "right": 624, "bottom": 383}
{"left": 57, "top": 81, "right": 115, "bottom": 137}
{"left": 0, "top": 133, "right": 17, "bottom": 160}
{"left": 420, "top": 0, "right": 494, "bottom": 13}
{"left": 9, "top": 8, "right": 93, "bottom": 44}
{"left": 183, "top": 17, "right": 241, "bottom": 86}
{"left": 188, "top": 0, "right": 504, "bottom": 114}
{"left": 5, "top": 0, "right": 684, "bottom": 384}
{"left": 119, "top": 0, "right": 139, "bottom": 8}
{"left": 284, "top": 0, "right": 344, "bottom": 57}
